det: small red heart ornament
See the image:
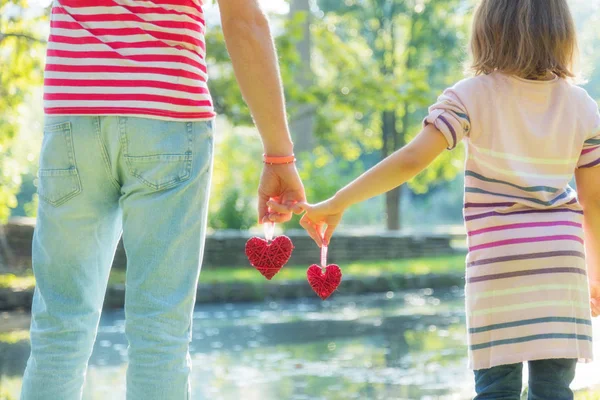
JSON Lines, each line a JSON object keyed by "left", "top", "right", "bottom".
{"left": 307, "top": 264, "right": 342, "bottom": 300}
{"left": 245, "top": 236, "right": 294, "bottom": 280}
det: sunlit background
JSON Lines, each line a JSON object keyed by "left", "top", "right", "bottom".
{"left": 1, "top": 1, "right": 599, "bottom": 399}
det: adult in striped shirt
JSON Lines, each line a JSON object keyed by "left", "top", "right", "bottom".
{"left": 290, "top": 1, "right": 600, "bottom": 399}
{"left": 21, "top": 1, "right": 305, "bottom": 399}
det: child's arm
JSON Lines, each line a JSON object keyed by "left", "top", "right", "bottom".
{"left": 575, "top": 166, "right": 600, "bottom": 317}
{"left": 292, "top": 124, "right": 449, "bottom": 246}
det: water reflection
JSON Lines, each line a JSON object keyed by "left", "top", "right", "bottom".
{"left": 1, "top": 288, "right": 598, "bottom": 399}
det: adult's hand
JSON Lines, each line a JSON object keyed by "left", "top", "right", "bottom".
{"left": 258, "top": 163, "right": 305, "bottom": 224}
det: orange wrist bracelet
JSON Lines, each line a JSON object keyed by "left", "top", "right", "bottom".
{"left": 263, "top": 154, "right": 296, "bottom": 165}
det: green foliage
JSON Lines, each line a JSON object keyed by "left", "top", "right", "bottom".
{"left": 0, "top": 383, "right": 18, "bottom": 400}
{"left": 0, "top": 272, "right": 35, "bottom": 290}
{"left": 0, "top": 329, "right": 29, "bottom": 344}
{"left": 205, "top": 2, "right": 471, "bottom": 229}
{"left": 205, "top": 30, "right": 251, "bottom": 127}
{"left": 209, "top": 188, "right": 255, "bottom": 230}
{"left": 574, "top": 387, "right": 600, "bottom": 400}
{"left": 280, "top": 146, "right": 366, "bottom": 228}
{"left": 3, "top": 1, "right": 598, "bottom": 231}
{"left": 576, "top": 3, "right": 600, "bottom": 101}
{"left": 208, "top": 123, "right": 263, "bottom": 230}
{"left": 0, "top": 155, "right": 20, "bottom": 223}
{"left": 312, "top": 0, "right": 470, "bottom": 194}
{"left": 299, "top": 147, "right": 357, "bottom": 202}
{"left": 0, "top": 0, "right": 47, "bottom": 223}
{"left": 205, "top": 15, "right": 305, "bottom": 127}
{"left": 404, "top": 174, "right": 464, "bottom": 227}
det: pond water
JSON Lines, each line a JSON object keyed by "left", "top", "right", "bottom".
{"left": 1, "top": 289, "right": 599, "bottom": 400}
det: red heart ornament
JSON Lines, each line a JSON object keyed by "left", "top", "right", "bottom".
{"left": 245, "top": 236, "right": 294, "bottom": 280}
{"left": 307, "top": 264, "right": 342, "bottom": 300}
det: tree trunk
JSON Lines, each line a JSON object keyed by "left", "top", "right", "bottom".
{"left": 382, "top": 10, "right": 416, "bottom": 231}
{"left": 382, "top": 110, "right": 402, "bottom": 231}
{"left": 289, "top": 0, "right": 316, "bottom": 153}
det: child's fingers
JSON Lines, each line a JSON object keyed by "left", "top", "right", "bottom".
{"left": 267, "top": 200, "right": 292, "bottom": 214}
{"left": 323, "top": 221, "right": 339, "bottom": 246}
{"left": 300, "top": 214, "right": 323, "bottom": 247}
{"left": 292, "top": 202, "right": 309, "bottom": 214}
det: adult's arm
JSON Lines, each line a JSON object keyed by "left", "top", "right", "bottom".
{"left": 218, "top": 0, "right": 304, "bottom": 222}
{"left": 218, "top": 0, "right": 293, "bottom": 156}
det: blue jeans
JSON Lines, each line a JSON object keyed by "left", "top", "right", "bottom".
{"left": 474, "top": 359, "right": 577, "bottom": 400}
{"left": 20, "top": 116, "right": 214, "bottom": 400}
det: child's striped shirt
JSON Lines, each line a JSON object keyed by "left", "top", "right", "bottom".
{"left": 425, "top": 72, "right": 600, "bottom": 369}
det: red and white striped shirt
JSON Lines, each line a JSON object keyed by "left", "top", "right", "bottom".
{"left": 44, "top": 0, "right": 215, "bottom": 121}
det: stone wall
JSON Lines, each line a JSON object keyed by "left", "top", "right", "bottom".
{"left": 2, "top": 218, "right": 463, "bottom": 271}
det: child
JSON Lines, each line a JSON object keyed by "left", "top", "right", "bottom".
{"left": 274, "top": 0, "right": 600, "bottom": 398}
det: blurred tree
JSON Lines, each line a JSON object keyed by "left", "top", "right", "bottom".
{"left": 288, "top": 0, "right": 317, "bottom": 153}
{"left": 0, "top": 0, "right": 47, "bottom": 223}
{"left": 314, "top": 0, "right": 470, "bottom": 230}
{"left": 208, "top": 123, "right": 263, "bottom": 230}
{"left": 205, "top": 12, "right": 305, "bottom": 127}
{"left": 0, "top": 0, "right": 596, "bottom": 235}
{"left": 576, "top": 2, "right": 600, "bottom": 101}
{"left": 206, "top": 2, "right": 469, "bottom": 230}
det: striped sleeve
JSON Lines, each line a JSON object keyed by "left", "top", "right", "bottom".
{"left": 424, "top": 88, "right": 471, "bottom": 150}
{"left": 577, "top": 107, "right": 600, "bottom": 169}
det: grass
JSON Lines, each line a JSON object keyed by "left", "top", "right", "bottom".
{"left": 521, "top": 386, "right": 600, "bottom": 400}
{"left": 575, "top": 387, "right": 600, "bottom": 400}
{"left": 2, "top": 254, "right": 466, "bottom": 290}
{"left": 0, "top": 330, "right": 29, "bottom": 344}
{"left": 111, "top": 254, "right": 466, "bottom": 285}
{"left": 0, "top": 274, "right": 35, "bottom": 291}
{"left": 0, "top": 377, "right": 21, "bottom": 400}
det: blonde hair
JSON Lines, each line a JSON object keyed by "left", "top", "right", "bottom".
{"left": 470, "top": 0, "right": 578, "bottom": 79}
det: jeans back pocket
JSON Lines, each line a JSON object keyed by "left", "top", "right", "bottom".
{"left": 123, "top": 119, "right": 194, "bottom": 191}
{"left": 37, "top": 121, "right": 82, "bottom": 207}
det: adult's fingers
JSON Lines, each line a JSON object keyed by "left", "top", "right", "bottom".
{"left": 265, "top": 200, "right": 293, "bottom": 223}
{"left": 267, "top": 200, "right": 292, "bottom": 214}
{"left": 300, "top": 215, "right": 322, "bottom": 247}
{"left": 257, "top": 191, "right": 270, "bottom": 224}
{"left": 268, "top": 212, "right": 292, "bottom": 223}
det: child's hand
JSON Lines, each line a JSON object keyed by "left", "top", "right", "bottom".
{"left": 295, "top": 200, "right": 344, "bottom": 247}
{"left": 591, "top": 280, "right": 600, "bottom": 318}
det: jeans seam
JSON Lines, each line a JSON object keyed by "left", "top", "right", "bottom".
{"left": 119, "top": 116, "right": 128, "bottom": 157}
{"left": 95, "top": 116, "right": 121, "bottom": 192}
{"left": 186, "top": 122, "right": 193, "bottom": 177}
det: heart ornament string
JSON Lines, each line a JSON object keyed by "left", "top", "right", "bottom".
{"left": 307, "top": 229, "right": 342, "bottom": 300}
{"left": 264, "top": 220, "right": 275, "bottom": 242}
